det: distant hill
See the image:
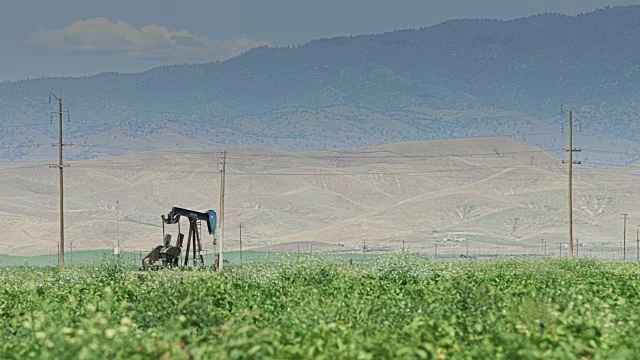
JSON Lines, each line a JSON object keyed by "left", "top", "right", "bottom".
{"left": 1, "top": 138, "right": 639, "bottom": 255}
{"left": 1, "top": 6, "right": 640, "bottom": 163}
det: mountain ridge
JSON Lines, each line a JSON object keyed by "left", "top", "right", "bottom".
{"left": 1, "top": 6, "right": 639, "bottom": 164}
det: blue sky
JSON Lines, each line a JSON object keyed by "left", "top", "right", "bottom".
{"left": 1, "top": 0, "right": 639, "bottom": 81}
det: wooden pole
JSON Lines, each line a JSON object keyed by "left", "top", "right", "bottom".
{"left": 218, "top": 150, "right": 226, "bottom": 269}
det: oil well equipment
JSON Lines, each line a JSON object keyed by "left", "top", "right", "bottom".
{"left": 141, "top": 207, "right": 217, "bottom": 270}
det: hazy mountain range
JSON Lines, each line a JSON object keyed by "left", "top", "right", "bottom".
{"left": 1, "top": 6, "right": 640, "bottom": 165}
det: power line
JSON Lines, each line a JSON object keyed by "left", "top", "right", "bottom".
{"left": 71, "top": 143, "right": 563, "bottom": 160}
{"left": 72, "top": 154, "right": 569, "bottom": 169}
{"left": 40, "top": 131, "right": 640, "bottom": 155}
{"left": 65, "top": 152, "right": 633, "bottom": 174}
{"left": 71, "top": 164, "right": 562, "bottom": 176}
{"left": 0, "top": 123, "right": 50, "bottom": 129}
{"left": 6, "top": 144, "right": 639, "bottom": 181}
{"left": 582, "top": 148, "right": 640, "bottom": 155}
{"left": 579, "top": 131, "right": 640, "bottom": 143}
{"left": 69, "top": 145, "right": 637, "bottom": 170}
{"left": 73, "top": 144, "right": 154, "bottom": 151}
{"left": 70, "top": 164, "right": 523, "bottom": 177}
{"left": 225, "top": 161, "right": 562, "bottom": 171}
{"left": 62, "top": 103, "right": 564, "bottom": 123}
{"left": 0, "top": 103, "right": 50, "bottom": 110}
{"left": 73, "top": 162, "right": 526, "bottom": 171}
{"left": 227, "top": 149, "right": 562, "bottom": 159}
{"left": 61, "top": 129, "right": 565, "bottom": 143}
{"left": 0, "top": 144, "right": 45, "bottom": 150}
{"left": 585, "top": 161, "right": 640, "bottom": 168}
{"left": 67, "top": 163, "right": 640, "bottom": 182}
{"left": 0, "top": 164, "right": 49, "bottom": 171}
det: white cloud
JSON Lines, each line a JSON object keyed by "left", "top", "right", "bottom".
{"left": 26, "top": 18, "right": 269, "bottom": 61}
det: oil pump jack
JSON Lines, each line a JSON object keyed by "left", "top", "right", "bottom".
{"left": 141, "top": 207, "right": 217, "bottom": 270}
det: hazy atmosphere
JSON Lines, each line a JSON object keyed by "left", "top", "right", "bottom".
{"left": 2, "top": 0, "right": 640, "bottom": 80}
{"left": 3, "top": 1, "right": 640, "bottom": 253}
{"left": 4, "top": 1, "right": 640, "bottom": 359}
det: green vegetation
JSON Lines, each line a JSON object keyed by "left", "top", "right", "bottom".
{"left": 0, "top": 250, "right": 383, "bottom": 268}
{"left": 0, "top": 250, "right": 112, "bottom": 267}
{"left": 1, "top": 258, "right": 640, "bottom": 359}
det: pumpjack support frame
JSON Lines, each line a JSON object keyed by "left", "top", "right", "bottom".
{"left": 141, "top": 207, "right": 217, "bottom": 270}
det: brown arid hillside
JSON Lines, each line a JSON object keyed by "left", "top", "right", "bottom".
{"left": 1, "top": 138, "right": 639, "bottom": 256}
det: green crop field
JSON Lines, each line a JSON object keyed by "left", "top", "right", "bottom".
{"left": 1, "top": 257, "right": 640, "bottom": 359}
{"left": 0, "top": 250, "right": 386, "bottom": 268}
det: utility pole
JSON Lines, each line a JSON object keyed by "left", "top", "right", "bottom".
{"left": 620, "top": 241, "right": 624, "bottom": 261}
{"left": 238, "top": 223, "right": 244, "bottom": 265}
{"left": 402, "top": 240, "right": 405, "bottom": 255}
{"left": 116, "top": 201, "right": 120, "bottom": 257}
{"left": 434, "top": 242, "right": 438, "bottom": 259}
{"left": 49, "top": 93, "right": 71, "bottom": 270}
{"left": 218, "top": 150, "right": 226, "bottom": 270}
{"left": 561, "top": 106, "right": 582, "bottom": 259}
{"left": 621, "top": 214, "right": 629, "bottom": 261}
{"left": 363, "top": 239, "right": 366, "bottom": 262}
